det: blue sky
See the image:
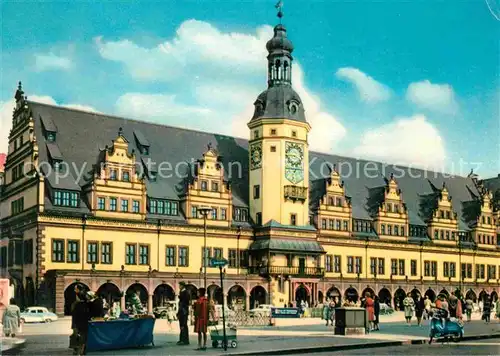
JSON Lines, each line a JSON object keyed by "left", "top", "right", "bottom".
{"left": 0, "top": 0, "right": 498, "bottom": 177}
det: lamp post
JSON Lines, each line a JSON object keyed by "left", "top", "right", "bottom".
{"left": 198, "top": 206, "right": 212, "bottom": 290}
{"left": 457, "top": 236, "right": 462, "bottom": 294}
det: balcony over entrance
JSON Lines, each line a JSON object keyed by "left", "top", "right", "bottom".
{"left": 248, "top": 265, "right": 325, "bottom": 278}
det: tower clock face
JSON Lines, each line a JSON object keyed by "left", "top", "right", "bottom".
{"left": 285, "top": 142, "right": 304, "bottom": 184}
{"left": 250, "top": 143, "right": 262, "bottom": 170}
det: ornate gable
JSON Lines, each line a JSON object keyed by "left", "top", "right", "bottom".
{"left": 372, "top": 174, "right": 408, "bottom": 241}
{"left": 427, "top": 182, "right": 459, "bottom": 244}
{"left": 182, "top": 143, "right": 233, "bottom": 227}
{"left": 83, "top": 127, "right": 146, "bottom": 220}
{"left": 315, "top": 165, "right": 352, "bottom": 237}
{"left": 473, "top": 189, "right": 497, "bottom": 247}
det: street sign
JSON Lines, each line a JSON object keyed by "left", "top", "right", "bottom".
{"left": 210, "top": 258, "right": 228, "bottom": 267}
{"left": 271, "top": 307, "right": 300, "bottom": 318}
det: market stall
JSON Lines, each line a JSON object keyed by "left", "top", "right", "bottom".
{"left": 86, "top": 316, "right": 155, "bottom": 352}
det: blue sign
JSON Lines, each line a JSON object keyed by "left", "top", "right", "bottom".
{"left": 271, "top": 307, "right": 300, "bottom": 318}
{"left": 210, "top": 258, "right": 228, "bottom": 267}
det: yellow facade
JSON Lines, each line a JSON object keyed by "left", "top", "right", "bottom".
{"left": 0, "top": 22, "right": 499, "bottom": 316}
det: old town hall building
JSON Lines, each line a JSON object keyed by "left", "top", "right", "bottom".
{"left": 1, "top": 16, "right": 499, "bottom": 315}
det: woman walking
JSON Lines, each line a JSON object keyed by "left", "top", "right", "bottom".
{"left": 403, "top": 293, "right": 415, "bottom": 326}
{"left": 2, "top": 298, "right": 21, "bottom": 338}
{"left": 415, "top": 293, "right": 425, "bottom": 327}
{"left": 194, "top": 288, "right": 211, "bottom": 351}
{"left": 364, "top": 292, "right": 375, "bottom": 331}
{"left": 465, "top": 297, "right": 473, "bottom": 322}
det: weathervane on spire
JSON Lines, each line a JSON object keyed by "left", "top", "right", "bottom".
{"left": 275, "top": 0, "right": 284, "bottom": 23}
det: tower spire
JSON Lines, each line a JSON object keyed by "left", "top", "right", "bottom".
{"left": 275, "top": 1, "right": 283, "bottom": 24}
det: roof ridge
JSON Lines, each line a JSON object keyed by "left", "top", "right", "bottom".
{"left": 27, "top": 101, "right": 471, "bottom": 179}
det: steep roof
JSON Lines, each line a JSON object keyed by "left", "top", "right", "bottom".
{"left": 29, "top": 101, "right": 483, "bottom": 229}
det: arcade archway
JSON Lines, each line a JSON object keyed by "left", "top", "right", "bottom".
{"left": 490, "top": 291, "right": 498, "bottom": 302}
{"left": 295, "top": 284, "right": 310, "bottom": 304}
{"left": 394, "top": 288, "right": 406, "bottom": 311}
{"left": 478, "top": 290, "right": 488, "bottom": 302}
{"left": 425, "top": 288, "right": 436, "bottom": 302}
{"left": 64, "top": 282, "right": 90, "bottom": 316}
{"left": 318, "top": 291, "right": 324, "bottom": 304}
{"left": 361, "top": 287, "right": 375, "bottom": 299}
{"left": 249, "top": 286, "right": 267, "bottom": 309}
{"left": 326, "top": 287, "right": 341, "bottom": 303}
{"left": 227, "top": 285, "right": 246, "bottom": 310}
{"left": 153, "top": 284, "right": 175, "bottom": 308}
{"left": 465, "top": 289, "right": 477, "bottom": 302}
{"left": 207, "top": 284, "right": 223, "bottom": 305}
{"left": 126, "top": 283, "right": 148, "bottom": 312}
{"left": 97, "top": 282, "right": 121, "bottom": 307}
{"left": 438, "top": 289, "right": 449, "bottom": 299}
{"left": 184, "top": 284, "right": 198, "bottom": 301}
{"left": 410, "top": 288, "right": 421, "bottom": 300}
{"left": 378, "top": 288, "right": 392, "bottom": 306}
{"left": 344, "top": 287, "right": 359, "bottom": 303}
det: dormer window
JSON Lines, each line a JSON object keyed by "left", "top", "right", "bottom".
{"left": 149, "top": 172, "right": 157, "bottom": 182}
{"left": 47, "top": 132, "right": 56, "bottom": 142}
{"left": 142, "top": 146, "right": 149, "bottom": 155}
{"left": 54, "top": 161, "right": 65, "bottom": 173}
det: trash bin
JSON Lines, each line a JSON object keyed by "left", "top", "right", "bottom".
{"left": 334, "top": 307, "right": 367, "bottom": 335}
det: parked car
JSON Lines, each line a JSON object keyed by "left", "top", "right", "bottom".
{"left": 153, "top": 302, "right": 177, "bottom": 319}
{"left": 379, "top": 303, "right": 394, "bottom": 315}
{"left": 20, "top": 307, "right": 58, "bottom": 323}
{"left": 249, "top": 304, "right": 273, "bottom": 317}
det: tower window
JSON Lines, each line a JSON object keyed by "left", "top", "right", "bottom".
{"left": 270, "top": 146, "right": 276, "bottom": 152}
{"left": 256, "top": 212, "right": 262, "bottom": 225}
{"left": 290, "top": 214, "right": 297, "bottom": 226}
{"left": 254, "top": 130, "right": 259, "bottom": 139}
{"left": 270, "top": 129, "right": 277, "bottom": 135}
{"left": 291, "top": 130, "right": 297, "bottom": 138}
{"left": 253, "top": 185, "right": 260, "bottom": 199}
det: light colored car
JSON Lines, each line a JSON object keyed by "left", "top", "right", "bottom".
{"left": 20, "top": 307, "right": 58, "bottom": 323}
{"left": 379, "top": 303, "right": 394, "bottom": 315}
{"left": 249, "top": 304, "right": 273, "bottom": 317}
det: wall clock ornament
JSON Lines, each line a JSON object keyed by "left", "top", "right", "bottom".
{"left": 285, "top": 141, "right": 304, "bottom": 184}
{"left": 250, "top": 143, "right": 262, "bottom": 170}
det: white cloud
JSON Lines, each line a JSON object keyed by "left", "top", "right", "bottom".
{"left": 34, "top": 53, "right": 73, "bottom": 72}
{"left": 104, "top": 20, "right": 347, "bottom": 152}
{"left": 406, "top": 80, "right": 458, "bottom": 114}
{"left": 0, "top": 96, "right": 98, "bottom": 154}
{"left": 352, "top": 114, "right": 446, "bottom": 170}
{"left": 335, "top": 67, "right": 391, "bottom": 103}
{"left": 96, "top": 20, "right": 271, "bottom": 82}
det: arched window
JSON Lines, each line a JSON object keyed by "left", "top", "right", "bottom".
{"left": 275, "top": 59, "right": 281, "bottom": 80}
{"left": 284, "top": 61, "right": 289, "bottom": 81}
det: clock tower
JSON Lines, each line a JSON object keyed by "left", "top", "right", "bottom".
{"left": 248, "top": 17, "right": 311, "bottom": 227}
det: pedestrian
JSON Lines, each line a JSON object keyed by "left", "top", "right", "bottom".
{"left": 177, "top": 282, "right": 191, "bottom": 346}
{"left": 415, "top": 293, "right": 425, "bottom": 327}
{"left": 322, "top": 298, "right": 331, "bottom": 326}
{"left": 364, "top": 292, "right": 375, "bottom": 331}
{"left": 465, "top": 298, "right": 473, "bottom": 322}
{"left": 403, "top": 293, "right": 415, "bottom": 326}
{"left": 167, "top": 305, "right": 176, "bottom": 330}
{"left": 482, "top": 294, "right": 491, "bottom": 323}
{"left": 423, "top": 295, "right": 432, "bottom": 320}
{"left": 194, "top": 288, "right": 210, "bottom": 351}
{"left": 448, "top": 292, "right": 458, "bottom": 318}
{"left": 495, "top": 298, "right": 500, "bottom": 321}
{"left": 373, "top": 296, "right": 380, "bottom": 331}
{"left": 440, "top": 295, "right": 449, "bottom": 311}
{"left": 479, "top": 299, "right": 483, "bottom": 313}
{"left": 72, "top": 290, "right": 90, "bottom": 356}
{"left": 2, "top": 298, "right": 20, "bottom": 338}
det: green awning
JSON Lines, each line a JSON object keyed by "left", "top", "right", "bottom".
{"left": 249, "top": 238, "right": 325, "bottom": 254}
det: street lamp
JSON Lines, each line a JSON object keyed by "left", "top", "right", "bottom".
{"left": 198, "top": 206, "right": 212, "bottom": 290}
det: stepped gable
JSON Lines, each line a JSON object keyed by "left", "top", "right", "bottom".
{"left": 29, "top": 101, "right": 481, "bottom": 227}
